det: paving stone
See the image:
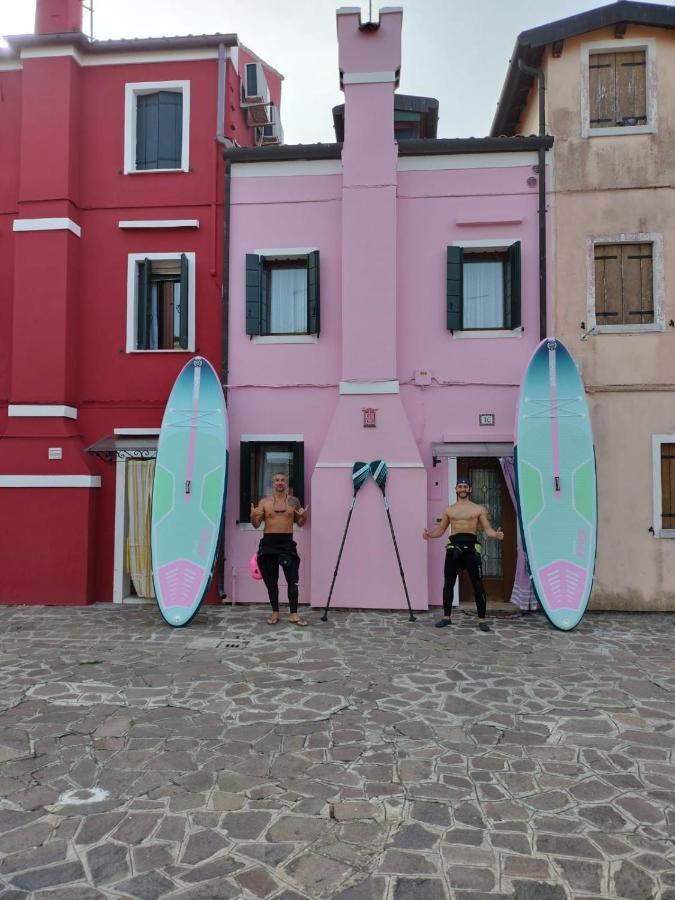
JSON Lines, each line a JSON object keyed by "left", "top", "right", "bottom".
{"left": 12, "top": 861, "right": 85, "bottom": 892}
{"left": 86, "top": 842, "right": 130, "bottom": 884}
{"left": 179, "top": 856, "right": 243, "bottom": 883}
{"left": 267, "top": 815, "right": 328, "bottom": 841}
{"left": 114, "top": 871, "right": 176, "bottom": 899}
{"left": 0, "top": 840, "right": 67, "bottom": 874}
{"left": 132, "top": 842, "right": 175, "bottom": 873}
{"left": 111, "top": 812, "right": 161, "bottom": 844}
{"left": 0, "top": 821, "right": 54, "bottom": 854}
{"left": 554, "top": 857, "right": 603, "bottom": 893}
{"left": 453, "top": 802, "right": 486, "bottom": 829}
{"left": 613, "top": 860, "right": 658, "bottom": 899}
{"left": 237, "top": 842, "right": 296, "bottom": 867}
{"left": 409, "top": 801, "right": 451, "bottom": 827}
{"left": 511, "top": 882, "right": 567, "bottom": 900}
{"left": 379, "top": 849, "right": 437, "bottom": 875}
{"left": 536, "top": 834, "right": 602, "bottom": 859}
{"left": 392, "top": 877, "right": 447, "bottom": 900}
{"left": 447, "top": 865, "right": 495, "bottom": 891}
{"left": 32, "top": 888, "right": 106, "bottom": 900}
{"left": 220, "top": 810, "right": 272, "bottom": 839}
{"left": 577, "top": 804, "right": 630, "bottom": 831}
{"left": 489, "top": 831, "right": 531, "bottom": 854}
{"left": 180, "top": 829, "right": 230, "bottom": 865}
{"left": 444, "top": 827, "right": 484, "bottom": 846}
{"left": 235, "top": 866, "right": 279, "bottom": 897}
{"left": 503, "top": 855, "right": 551, "bottom": 879}
{"left": 391, "top": 823, "right": 439, "bottom": 850}
{"left": 284, "top": 852, "right": 353, "bottom": 894}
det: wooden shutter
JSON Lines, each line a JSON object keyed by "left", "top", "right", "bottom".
{"left": 446, "top": 246, "right": 463, "bottom": 332}
{"left": 178, "top": 253, "right": 189, "bottom": 349}
{"left": 589, "top": 53, "right": 616, "bottom": 128}
{"left": 506, "top": 241, "right": 521, "bottom": 329}
{"left": 136, "top": 94, "right": 156, "bottom": 169}
{"left": 239, "top": 441, "right": 252, "bottom": 523}
{"left": 661, "top": 443, "right": 675, "bottom": 530}
{"left": 158, "top": 91, "right": 183, "bottom": 168}
{"left": 245, "top": 254, "right": 262, "bottom": 336}
{"left": 292, "top": 441, "right": 305, "bottom": 507}
{"left": 594, "top": 244, "right": 622, "bottom": 323}
{"left": 622, "top": 243, "right": 653, "bottom": 325}
{"left": 616, "top": 51, "right": 646, "bottom": 125}
{"left": 307, "top": 250, "right": 320, "bottom": 336}
{"left": 137, "top": 258, "right": 152, "bottom": 349}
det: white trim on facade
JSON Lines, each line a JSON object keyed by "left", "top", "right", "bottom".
{"left": 126, "top": 251, "right": 196, "bottom": 353}
{"left": 19, "top": 46, "right": 221, "bottom": 66}
{"left": 342, "top": 71, "right": 397, "bottom": 84}
{"left": 397, "top": 152, "right": 542, "bottom": 172}
{"left": 8, "top": 404, "right": 78, "bottom": 419}
{"left": 231, "top": 160, "right": 342, "bottom": 178}
{"left": 119, "top": 220, "right": 200, "bottom": 229}
{"left": 339, "top": 380, "right": 400, "bottom": 395}
{"left": 315, "top": 462, "right": 424, "bottom": 468}
{"left": 586, "top": 232, "right": 665, "bottom": 333}
{"left": 252, "top": 335, "right": 318, "bottom": 344}
{"left": 580, "top": 38, "right": 657, "bottom": 138}
{"left": 0, "top": 475, "right": 101, "bottom": 488}
{"left": 652, "top": 434, "right": 675, "bottom": 538}
{"left": 452, "top": 329, "right": 523, "bottom": 340}
{"left": 240, "top": 434, "right": 304, "bottom": 442}
{"left": 124, "top": 80, "right": 190, "bottom": 174}
{"left": 13, "top": 217, "right": 81, "bottom": 237}
{"left": 0, "top": 61, "right": 22, "bottom": 71}
{"left": 452, "top": 238, "right": 519, "bottom": 249}
{"left": 113, "top": 428, "right": 161, "bottom": 435}
{"left": 252, "top": 247, "right": 318, "bottom": 257}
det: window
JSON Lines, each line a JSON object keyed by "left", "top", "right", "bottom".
{"left": 394, "top": 110, "right": 426, "bottom": 140}
{"left": 239, "top": 438, "right": 304, "bottom": 523}
{"left": 124, "top": 81, "right": 190, "bottom": 173}
{"left": 447, "top": 242, "right": 521, "bottom": 333}
{"left": 582, "top": 40, "right": 655, "bottom": 137}
{"left": 587, "top": 234, "right": 663, "bottom": 333}
{"left": 652, "top": 436, "right": 675, "bottom": 537}
{"left": 126, "top": 252, "right": 195, "bottom": 352}
{"left": 246, "top": 251, "right": 320, "bottom": 337}
{"left": 594, "top": 242, "right": 653, "bottom": 326}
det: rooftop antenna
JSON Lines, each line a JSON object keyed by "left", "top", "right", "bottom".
{"left": 82, "top": 0, "right": 94, "bottom": 40}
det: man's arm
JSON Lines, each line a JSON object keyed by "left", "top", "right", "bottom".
{"left": 289, "top": 496, "right": 309, "bottom": 527}
{"left": 423, "top": 509, "right": 451, "bottom": 540}
{"left": 478, "top": 507, "right": 504, "bottom": 540}
{"left": 250, "top": 499, "right": 265, "bottom": 528}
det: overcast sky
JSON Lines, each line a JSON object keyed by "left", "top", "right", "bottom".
{"left": 3, "top": 0, "right": 675, "bottom": 141}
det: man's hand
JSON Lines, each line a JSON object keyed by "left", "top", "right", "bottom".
{"left": 422, "top": 528, "right": 431, "bottom": 541}
{"left": 495, "top": 528, "right": 504, "bottom": 541}
{"left": 250, "top": 502, "right": 262, "bottom": 527}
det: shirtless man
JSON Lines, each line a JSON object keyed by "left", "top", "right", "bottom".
{"left": 423, "top": 477, "right": 504, "bottom": 633}
{"left": 251, "top": 472, "right": 309, "bottom": 626}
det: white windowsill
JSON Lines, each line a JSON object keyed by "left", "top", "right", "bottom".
{"left": 126, "top": 349, "right": 194, "bottom": 354}
{"left": 453, "top": 328, "right": 523, "bottom": 340}
{"left": 656, "top": 530, "right": 675, "bottom": 539}
{"left": 584, "top": 124, "right": 656, "bottom": 138}
{"left": 252, "top": 335, "right": 318, "bottom": 344}
{"left": 594, "top": 324, "right": 663, "bottom": 334}
{"left": 124, "top": 168, "right": 187, "bottom": 175}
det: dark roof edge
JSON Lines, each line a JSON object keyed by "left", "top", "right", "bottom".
{"left": 491, "top": 1, "right": 675, "bottom": 136}
{"left": 3, "top": 31, "right": 239, "bottom": 55}
{"left": 223, "top": 135, "right": 553, "bottom": 164}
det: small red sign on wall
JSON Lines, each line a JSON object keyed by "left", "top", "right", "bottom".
{"left": 362, "top": 407, "right": 377, "bottom": 428}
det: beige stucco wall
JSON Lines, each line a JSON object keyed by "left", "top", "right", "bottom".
{"left": 517, "top": 24, "right": 675, "bottom": 610}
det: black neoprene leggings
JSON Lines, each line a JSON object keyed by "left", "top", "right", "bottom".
{"left": 442, "top": 545, "right": 487, "bottom": 619}
{"left": 257, "top": 553, "right": 300, "bottom": 614}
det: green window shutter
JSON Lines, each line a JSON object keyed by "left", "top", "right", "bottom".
{"left": 239, "top": 440, "right": 252, "bottom": 523}
{"left": 446, "top": 246, "right": 463, "bottom": 332}
{"left": 506, "top": 241, "right": 521, "bottom": 329}
{"left": 179, "top": 253, "right": 189, "bottom": 349}
{"left": 307, "top": 250, "right": 320, "bottom": 336}
{"left": 260, "top": 259, "right": 269, "bottom": 336}
{"left": 292, "top": 442, "right": 305, "bottom": 507}
{"left": 137, "top": 257, "right": 152, "bottom": 349}
{"left": 245, "top": 254, "right": 262, "bottom": 336}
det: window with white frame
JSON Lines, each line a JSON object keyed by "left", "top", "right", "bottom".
{"left": 652, "top": 435, "right": 675, "bottom": 537}
{"left": 587, "top": 233, "right": 663, "bottom": 333}
{"left": 581, "top": 39, "right": 656, "bottom": 137}
{"left": 447, "top": 240, "right": 521, "bottom": 333}
{"left": 245, "top": 251, "right": 320, "bottom": 337}
{"left": 124, "top": 81, "right": 190, "bottom": 173}
{"left": 126, "top": 252, "right": 195, "bottom": 352}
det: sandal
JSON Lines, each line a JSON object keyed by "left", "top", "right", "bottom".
{"left": 288, "top": 615, "right": 309, "bottom": 627}
{"left": 267, "top": 613, "right": 280, "bottom": 625}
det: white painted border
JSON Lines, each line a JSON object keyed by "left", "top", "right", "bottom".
{"left": 339, "top": 380, "right": 400, "bottom": 395}
{"left": 652, "top": 434, "right": 675, "bottom": 538}
{"left": 231, "top": 160, "right": 342, "bottom": 178}
{"left": 397, "top": 152, "right": 541, "bottom": 172}
{"left": 252, "top": 247, "right": 318, "bottom": 257}
{"left": 113, "top": 456, "right": 128, "bottom": 604}
{"left": 119, "top": 219, "right": 199, "bottom": 229}
{"left": 342, "top": 71, "right": 397, "bottom": 84}
{"left": 0, "top": 475, "right": 100, "bottom": 487}
{"left": 315, "top": 462, "right": 424, "bottom": 468}
{"left": 240, "top": 433, "right": 304, "bottom": 442}
{"left": 586, "top": 232, "right": 664, "bottom": 333}
{"left": 126, "top": 251, "right": 196, "bottom": 353}
{"left": 20, "top": 46, "right": 220, "bottom": 66}
{"left": 13, "top": 218, "right": 81, "bottom": 237}
{"left": 446, "top": 457, "right": 459, "bottom": 608}
{"left": 451, "top": 238, "right": 521, "bottom": 336}
{"left": 124, "top": 80, "right": 190, "bottom": 174}
{"left": 581, "top": 38, "right": 657, "bottom": 138}
{"left": 9, "top": 404, "right": 77, "bottom": 419}
{"left": 453, "top": 238, "right": 519, "bottom": 250}
{"left": 453, "top": 329, "right": 522, "bottom": 340}
{"left": 252, "top": 335, "right": 318, "bottom": 344}
{"left": 114, "top": 428, "right": 161, "bottom": 435}
{"left": 0, "top": 61, "right": 22, "bottom": 72}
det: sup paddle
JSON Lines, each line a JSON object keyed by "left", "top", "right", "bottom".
{"left": 370, "top": 460, "right": 416, "bottom": 622}
{"left": 321, "top": 461, "right": 371, "bottom": 622}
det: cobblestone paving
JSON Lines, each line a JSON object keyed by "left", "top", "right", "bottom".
{"left": 0, "top": 604, "right": 673, "bottom": 899}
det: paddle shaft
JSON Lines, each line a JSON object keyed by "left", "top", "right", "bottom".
{"left": 321, "top": 495, "right": 357, "bottom": 621}
{"left": 381, "top": 495, "right": 416, "bottom": 622}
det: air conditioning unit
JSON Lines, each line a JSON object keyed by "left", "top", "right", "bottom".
{"left": 242, "top": 62, "right": 270, "bottom": 107}
{"left": 259, "top": 105, "right": 283, "bottom": 145}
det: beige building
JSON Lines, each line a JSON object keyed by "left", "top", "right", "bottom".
{"left": 492, "top": 0, "right": 675, "bottom": 611}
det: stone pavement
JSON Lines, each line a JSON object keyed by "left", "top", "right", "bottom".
{"left": 0, "top": 604, "right": 673, "bottom": 900}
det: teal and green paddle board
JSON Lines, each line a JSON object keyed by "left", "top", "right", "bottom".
{"left": 151, "top": 357, "right": 228, "bottom": 627}
{"left": 515, "top": 338, "right": 597, "bottom": 631}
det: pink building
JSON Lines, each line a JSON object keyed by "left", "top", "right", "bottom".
{"left": 0, "top": 0, "right": 282, "bottom": 605}
{"left": 224, "top": 7, "right": 552, "bottom": 613}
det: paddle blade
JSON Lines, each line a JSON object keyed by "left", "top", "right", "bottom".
{"left": 370, "top": 460, "right": 388, "bottom": 492}
{"left": 352, "top": 461, "right": 370, "bottom": 494}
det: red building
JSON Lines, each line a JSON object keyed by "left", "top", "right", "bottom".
{"left": 0, "top": 0, "right": 282, "bottom": 605}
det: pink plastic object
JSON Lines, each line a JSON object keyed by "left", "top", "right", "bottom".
{"left": 249, "top": 553, "right": 262, "bottom": 580}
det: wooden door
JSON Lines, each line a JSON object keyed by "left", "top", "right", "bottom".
{"left": 456, "top": 458, "right": 515, "bottom": 604}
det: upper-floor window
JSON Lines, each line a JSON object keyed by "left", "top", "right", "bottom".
{"left": 126, "top": 252, "right": 195, "bottom": 352}
{"left": 124, "top": 81, "right": 190, "bottom": 174}
{"left": 581, "top": 40, "right": 656, "bottom": 137}
{"left": 588, "top": 233, "right": 663, "bottom": 333}
{"left": 652, "top": 435, "right": 675, "bottom": 538}
{"left": 245, "top": 251, "right": 320, "bottom": 339}
{"left": 447, "top": 241, "right": 521, "bottom": 334}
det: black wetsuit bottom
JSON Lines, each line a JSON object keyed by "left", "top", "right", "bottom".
{"left": 257, "top": 534, "right": 300, "bottom": 614}
{"left": 442, "top": 532, "right": 487, "bottom": 619}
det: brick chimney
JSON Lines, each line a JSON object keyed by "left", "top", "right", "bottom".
{"left": 35, "top": 0, "right": 84, "bottom": 35}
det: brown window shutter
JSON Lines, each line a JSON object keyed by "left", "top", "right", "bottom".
{"left": 662, "top": 443, "right": 675, "bottom": 529}
{"left": 594, "top": 244, "right": 621, "bottom": 321}
{"left": 616, "top": 51, "right": 646, "bottom": 125}
{"left": 621, "top": 243, "right": 653, "bottom": 325}
{"left": 589, "top": 53, "right": 616, "bottom": 127}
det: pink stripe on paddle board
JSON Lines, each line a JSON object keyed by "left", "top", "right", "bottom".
{"left": 548, "top": 341, "right": 561, "bottom": 499}
{"left": 156, "top": 559, "right": 204, "bottom": 608}
{"left": 538, "top": 560, "right": 586, "bottom": 611}
{"left": 184, "top": 361, "right": 202, "bottom": 503}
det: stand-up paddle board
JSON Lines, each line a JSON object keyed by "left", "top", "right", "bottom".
{"left": 151, "top": 357, "right": 228, "bottom": 627}
{"left": 515, "top": 338, "right": 597, "bottom": 631}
